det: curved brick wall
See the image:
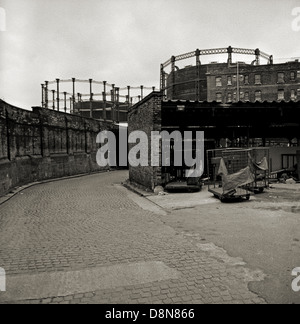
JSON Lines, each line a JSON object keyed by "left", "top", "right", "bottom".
{"left": 0, "top": 100, "right": 110, "bottom": 197}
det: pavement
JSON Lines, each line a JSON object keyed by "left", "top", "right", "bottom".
{"left": 149, "top": 184, "right": 300, "bottom": 304}
{"left": 0, "top": 170, "right": 295, "bottom": 304}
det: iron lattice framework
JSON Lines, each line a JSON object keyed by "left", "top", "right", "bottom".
{"left": 160, "top": 46, "right": 274, "bottom": 94}
{"left": 40, "top": 78, "right": 156, "bottom": 118}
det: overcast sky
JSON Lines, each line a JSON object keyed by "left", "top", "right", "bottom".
{"left": 0, "top": 0, "right": 299, "bottom": 109}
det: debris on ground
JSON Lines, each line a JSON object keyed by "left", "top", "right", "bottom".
{"left": 154, "top": 186, "right": 165, "bottom": 195}
{"left": 285, "top": 178, "right": 297, "bottom": 185}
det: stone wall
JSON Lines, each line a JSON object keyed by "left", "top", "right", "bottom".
{"left": 0, "top": 100, "right": 111, "bottom": 197}
{"left": 128, "top": 92, "right": 163, "bottom": 191}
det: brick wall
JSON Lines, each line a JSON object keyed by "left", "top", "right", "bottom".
{"left": 167, "top": 65, "right": 208, "bottom": 101}
{"left": 128, "top": 92, "right": 163, "bottom": 191}
{"left": 207, "top": 62, "right": 300, "bottom": 103}
{"left": 167, "top": 61, "right": 300, "bottom": 103}
{"left": 0, "top": 100, "right": 111, "bottom": 197}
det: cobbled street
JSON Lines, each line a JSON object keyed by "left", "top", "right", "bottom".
{"left": 0, "top": 171, "right": 269, "bottom": 304}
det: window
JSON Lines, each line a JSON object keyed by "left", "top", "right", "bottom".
{"left": 244, "top": 75, "right": 249, "bottom": 84}
{"left": 297, "top": 71, "right": 300, "bottom": 79}
{"left": 233, "top": 92, "right": 237, "bottom": 102}
{"left": 245, "top": 92, "right": 250, "bottom": 102}
{"left": 291, "top": 90, "right": 296, "bottom": 101}
{"left": 239, "top": 75, "right": 244, "bottom": 83}
{"left": 297, "top": 89, "right": 300, "bottom": 98}
{"left": 277, "top": 72, "right": 285, "bottom": 83}
{"left": 255, "top": 90, "right": 262, "bottom": 102}
{"left": 255, "top": 75, "right": 261, "bottom": 85}
{"left": 227, "top": 76, "right": 232, "bottom": 86}
{"left": 227, "top": 93, "right": 232, "bottom": 102}
{"left": 240, "top": 92, "right": 245, "bottom": 101}
{"left": 291, "top": 72, "right": 296, "bottom": 81}
{"left": 278, "top": 89, "right": 285, "bottom": 101}
{"left": 216, "top": 77, "right": 222, "bottom": 87}
{"left": 216, "top": 93, "right": 222, "bottom": 102}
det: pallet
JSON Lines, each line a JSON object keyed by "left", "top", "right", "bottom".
{"left": 209, "top": 187, "right": 250, "bottom": 203}
{"left": 165, "top": 181, "right": 202, "bottom": 192}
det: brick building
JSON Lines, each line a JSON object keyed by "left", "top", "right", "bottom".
{"left": 128, "top": 92, "right": 300, "bottom": 191}
{"left": 164, "top": 47, "right": 300, "bottom": 103}
{"left": 206, "top": 61, "right": 300, "bottom": 103}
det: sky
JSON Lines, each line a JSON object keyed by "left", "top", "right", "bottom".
{"left": 0, "top": 0, "right": 300, "bottom": 109}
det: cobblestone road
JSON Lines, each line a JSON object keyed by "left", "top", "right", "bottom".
{"left": 0, "top": 171, "right": 266, "bottom": 304}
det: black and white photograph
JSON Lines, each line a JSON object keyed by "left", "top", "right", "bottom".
{"left": 0, "top": 0, "right": 300, "bottom": 308}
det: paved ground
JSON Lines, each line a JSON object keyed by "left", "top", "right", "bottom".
{"left": 149, "top": 184, "right": 300, "bottom": 304}
{"left": 0, "top": 170, "right": 275, "bottom": 304}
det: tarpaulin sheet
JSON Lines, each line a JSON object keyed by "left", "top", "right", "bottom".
{"left": 249, "top": 155, "right": 269, "bottom": 171}
{"left": 218, "top": 158, "right": 255, "bottom": 194}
